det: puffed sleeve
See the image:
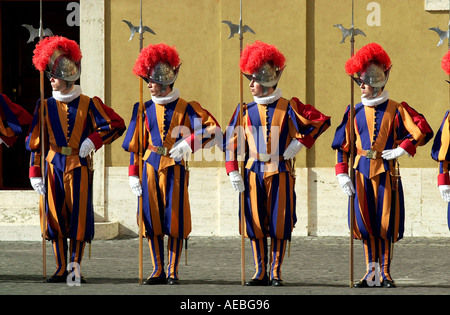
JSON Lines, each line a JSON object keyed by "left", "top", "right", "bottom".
{"left": 331, "top": 105, "right": 351, "bottom": 175}
{"left": 394, "top": 101, "right": 433, "bottom": 157}
{"left": 287, "top": 97, "right": 331, "bottom": 149}
{"left": 0, "top": 93, "right": 32, "bottom": 147}
{"left": 87, "top": 96, "right": 126, "bottom": 150}
{"left": 224, "top": 104, "right": 244, "bottom": 175}
{"left": 122, "top": 102, "right": 148, "bottom": 176}
{"left": 183, "top": 101, "right": 222, "bottom": 152}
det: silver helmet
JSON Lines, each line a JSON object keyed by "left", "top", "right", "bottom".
{"left": 243, "top": 63, "right": 285, "bottom": 95}
{"left": 145, "top": 62, "right": 181, "bottom": 93}
{"left": 45, "top": 49, "right": 81, "bottom": 84}
{"left": 353, "top": 61, "right": 390, "bottom": 97}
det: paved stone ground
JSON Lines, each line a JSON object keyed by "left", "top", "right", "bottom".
{"left": 0, "top": 236, "right": 448, "bottom": 308}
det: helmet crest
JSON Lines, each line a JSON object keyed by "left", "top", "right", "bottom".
{"left": 239, "top": 40, "right": 285, "bottom": 75}
{"left": 240, "top": 41, "right": 286, "bottom": 90}
{"left": 133, "top": 43, "right": 180, "bottom": 81}
{"left": 345, "top": 42, "right": 391, "bottom": 76}
{"left": 32, "top": 36, "right": 82, "bottom": 72}
{"left": 442, "top": 50, "right": 450, "bottom": 75}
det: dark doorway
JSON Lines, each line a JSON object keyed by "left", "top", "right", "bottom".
{"left": 0, "top": 0, "right": 79, "bottom": 189}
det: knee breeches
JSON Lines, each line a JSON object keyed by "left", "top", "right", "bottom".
{"left": 140, "top": 163, "right": 191, "bottom": 239}
{"left": 241, "top": 170, "right": 297, "bottom": 240}
{"left": 45, "top": 163, "right": 94, "bottom": 242}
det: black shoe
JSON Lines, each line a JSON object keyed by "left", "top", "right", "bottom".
{"left": 245, "top": 278, "right": 269, "bottom": 286}
{"left": 143, "top": 277, "right": 167, "bottom": 285}
{"left": 353, "top": 280, "right": 370, "bottom": 288}
{"left": 167, "top": 277, "right": 180, "bottom": 285}
{"left": 381, "top": 279, "right": 396, "bottom": 288}
{"left": 270, "top": 279, "right": 284, "bottom": 286}
{"left": 46, "top": 272, "right": 68, "bottom": 283}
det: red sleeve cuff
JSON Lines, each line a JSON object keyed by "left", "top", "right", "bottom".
{"left": 298, "top": 135, "right": 315, "bottom": 149}
{"left": 29, "top": 166, "right": 41, "bottom": 178}
{"left": 225, "top": 161, "right": 238, "bottom": 175}
{"left": 128, "top": 165, "right": 139, "bottom": 176}
{"left": 399, "top": 140, "right": 416, "bottom": 157}
{"left": 184, "top": 134, "right": 201, "bottom": 153}
{"left": 438, "top": 173, "right": 450, "bottom": 186}
{"left": 335, "top": 162, "right": 348, "bottom": 175}
{"left": 88, "top": 133, "right": 103, "bottom": 150}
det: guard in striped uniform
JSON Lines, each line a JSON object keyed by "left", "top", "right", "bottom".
{"left": 122, "top": 43, "right": 221, "bottom": 285}
{"left": 431, "top": 50, "right": 450, "bottom": 231}
{"left": 26, "top": 36, "right": 126, "bottom": 283}
{"left": 225, "top": 41, "right": 331, "bottom": 286}
{"left": 0, "top": 93, "right": 32, "bottom": 147}
{"left": 332, "top": 43, "right": 433, "bottom": 288}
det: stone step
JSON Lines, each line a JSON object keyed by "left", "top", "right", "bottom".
{"left": 0, "top": 221, "right": 119, "bottom": 241}
{"left": 0, "top": 190, "right": 119, "bottom": 241}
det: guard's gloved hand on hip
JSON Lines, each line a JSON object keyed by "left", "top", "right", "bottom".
{"left": 79, "top": 138, "right": 95, "bottom": 158}
{"left": 337, "top": 173, "right": 355, "bottom": 196}
{"left": 169, "top": 140, "right": 192, "bottom": 160}
{"left": 439, "top": 185, "right": 450, "bottom": 202}
{"left": 129, "top": 175, "right": 142, "bottom": 197}
{"left": 283, "top": 139, "right": 304, "bottom": 160}
{"left": 381, "top": 147, "right": 407, "bottom": 160}
{"left": 229, "top": 170, "right": 245, "bottom": 193}
{"left": 30, "top": 177, "right": 46, "bottom": 195}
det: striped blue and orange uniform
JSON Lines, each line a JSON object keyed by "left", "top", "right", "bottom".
{"left": 225, "top": 96, "right": 330, "bottom": 281}
{"left": 332, "top": 99, "right": 433, "bottom": 281}
{"left": 431, "top": 110, "right": 450, "bottom": 230}
{"left": 122, "top": 95, "right": 220, "bottom": 280}
{"left": 26, "top": 93, "right": 125, "bottom": 276}
{"left": 0, "top": 93, "right": 32, "bottom": 147}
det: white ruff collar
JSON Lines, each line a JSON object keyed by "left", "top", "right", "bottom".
{"left": 253, "top": 88, "right": 282, "bottom": 105}
{"left": 361, "top": 90, "right": 389, "bottom": 107}
{"left": 152, "top": 88, "right": 180, "bottom": 104}
{"left": 52, "top": 85, "right": 82, "bottom": 103}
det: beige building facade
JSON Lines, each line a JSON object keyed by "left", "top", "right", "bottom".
{"left": 1, "top": 0, "right": 449, "bottom": 240}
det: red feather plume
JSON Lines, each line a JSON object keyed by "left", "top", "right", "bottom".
{"left": 239, "top": 41, "right": 286, "bottom": 74}
{"left": 133, "top": 43, "right": 180, "bottom": 77}
{"left": 442, "top": 50, "right": 450, "bottom": 75}
{"left": 32, "top": 36, "right": 82, "bottom": 71}
{"left": 345, "top": 42, "right": 391, "bottom": 75}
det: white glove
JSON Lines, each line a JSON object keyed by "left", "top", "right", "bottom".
{"left": 337, "top": 173, "right": 355, "bottom": 196}
{"left": 283, "top": 139, "right": 304, "bottom": 160}
{"left": 169, "top": 140, "right": 192, "bottom": 160}
{"left": 79, "top": 138, "right": 95, "bottom": 158}
{"left": 30, "top": 177, "right": 46, "bottom": 195}
{"left": 229, "top": 170, "right": 245, "bottom": 193}
{"left": 439, "top": 185, "right": 450, "bottom": 202}
{"left": 381, "top": 147, "right": 407, "bottom": 160}
{"left": 129, "top": 175, "right": 142, "bottom": 197}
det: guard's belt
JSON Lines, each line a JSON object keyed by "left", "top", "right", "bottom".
{"left": 148, "top": 144, "right": 169, "bottom": 156}
{"left": 50, "top": 144, "right": 79, "bottom": 156}
{"left": 356, "top": 148, "right": 383, "bottom": 160}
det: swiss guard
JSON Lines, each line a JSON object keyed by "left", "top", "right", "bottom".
{"left": 332, "top": 42, "right": 433, "bottom": 288}
{"left": 225, "top": 41, "right": 331, "bottom": 286}
{"left": 431, "top": 49, "right": 450, "bottom": 231}
{"left": 26, "top": 36, "right": 126, "bottom": 283}
{"left": 122, "top": 42, "right": 221, "bottom": 285}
